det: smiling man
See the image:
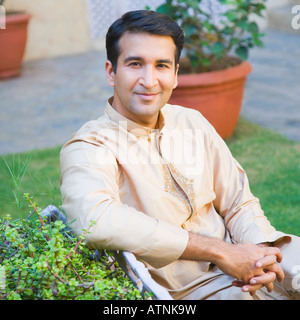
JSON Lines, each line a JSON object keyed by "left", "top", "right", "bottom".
{"left": 105, "top": 32, "right": 178, "bottom": 128}
{"left": 60, "top": 10, "right": 300, "bottom": 300}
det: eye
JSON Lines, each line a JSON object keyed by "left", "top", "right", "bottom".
{"left": 129, "top": 62, "right": 142, "bottom": 68}
{"left": 157, "top": 64, "right": 169, "bottom": 70}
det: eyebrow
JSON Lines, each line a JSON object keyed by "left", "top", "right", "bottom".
{"left": 124, "top": 56, "right": 173, "bottom": 65}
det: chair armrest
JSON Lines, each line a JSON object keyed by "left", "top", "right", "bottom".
{"left": 113, "top": 250, "right": 173, "bottom": 300}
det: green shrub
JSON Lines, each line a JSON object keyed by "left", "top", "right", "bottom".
{"left": 154, "top": 0, "right": 266, "bottom": 73}
{"left": 0, "top": 194, "right": 142, "bottom": 300}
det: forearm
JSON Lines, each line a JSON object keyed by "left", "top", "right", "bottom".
{"left": 180, "top": 232, "right": 227, "bottom": 264}
{"left": 180, "top": 232, "right": 283, "bottom": 285}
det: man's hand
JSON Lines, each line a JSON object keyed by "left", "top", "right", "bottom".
{"left": 180, "top": 232, "right": 284, "bottom": 296}
{"left": 214, "top": 242, "right": 282, "bottom": 284}
{"left": 232, "top": 251, "right": 284, "bottom": 295}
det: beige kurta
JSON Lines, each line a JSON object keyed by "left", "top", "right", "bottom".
{"left": 60, "top": 99, "right": 290, "bottom": 299}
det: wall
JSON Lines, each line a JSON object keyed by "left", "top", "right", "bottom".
{"left": 86, "top": 0, "right": 164, "bottom": 50}
{"left": 4, "top": 0, "right": 92, "bottom": 61}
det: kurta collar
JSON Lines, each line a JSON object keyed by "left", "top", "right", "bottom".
{"left": 105, "top": 97, "right": 165, "bottom": 137}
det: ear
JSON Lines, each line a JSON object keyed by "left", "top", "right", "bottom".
{"left": 173, "top": 63, "right": 179, "bottom": 89}
{"left": 105, "top": 60, "right": 115, "bottom": 87}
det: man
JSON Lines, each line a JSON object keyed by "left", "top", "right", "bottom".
{"left": 60, "top": 10, "right": 300, "bottom": 300}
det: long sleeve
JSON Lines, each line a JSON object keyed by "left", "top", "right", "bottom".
{"left": 60, "top": 139, "right": 189, "bottom": 269}
{"left": 207, "top": 121, "right": 290, "bottom": 246}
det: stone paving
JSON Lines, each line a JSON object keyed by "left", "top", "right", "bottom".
{"left": 242, "top": 29, "right": 300, "bottom": 142}
{"left": 0, "top": 50, "right": 112, "bottom": 155}
{"left": 0, "top": 29, "right": 299, "bottom": 155}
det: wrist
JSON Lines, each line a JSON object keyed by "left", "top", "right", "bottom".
{"left": 180, "top": 232, "right": 230, "bottom": 264}
{"left": 210, "top": 240, "right": 235, "bottom": 265}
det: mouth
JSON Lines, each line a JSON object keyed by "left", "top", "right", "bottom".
{"left": 135, "top": 92, "right": 159, "bottom": 101}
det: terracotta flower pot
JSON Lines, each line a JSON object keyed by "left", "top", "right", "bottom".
{"left": 0, "top": 12, "right": 31, "bottom": 79}
{"left": 169, "top": 61, "right": 252, "bottom": 139}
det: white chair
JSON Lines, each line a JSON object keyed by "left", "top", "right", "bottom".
{"left": 113, "top": 250, "right": 173, "bottom": 300}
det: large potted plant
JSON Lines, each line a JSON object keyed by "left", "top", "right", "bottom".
{"left": 154, "top": 0, "right": 266, "bottom": 139}
{"left": 0, "top": 0, "right": 31, "bottom": 79}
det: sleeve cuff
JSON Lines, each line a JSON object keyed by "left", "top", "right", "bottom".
{"left": 257, "top": 235, "right": 292, "bottom": 248}
{"left": 137, "top": 221, "right": 189, "bottom": 269}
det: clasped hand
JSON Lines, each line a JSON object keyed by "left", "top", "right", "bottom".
{"left": 218, "top": 243, "right": 284, "bottom": 296}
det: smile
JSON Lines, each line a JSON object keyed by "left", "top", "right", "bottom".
{"left": 135, "top": 92, "right": 159, "bottom": 100}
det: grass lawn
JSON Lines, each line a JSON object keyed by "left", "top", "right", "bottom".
{"left": 1, "top": 118, "right": 299, "bottom": 236}
{"left": 227, "top": 119, "right": 300, "bottom": 236}
{"left": 0, "top": 146, "right": 62, "bottom": 220}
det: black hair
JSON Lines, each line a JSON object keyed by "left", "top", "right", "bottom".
{"left": 106, "top": 10, "right": 185, "bottom": 72}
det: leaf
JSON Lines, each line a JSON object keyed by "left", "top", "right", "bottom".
{"left": 248, "top": 21, "right": 259, "bottom": 34}
{"left": 222, "top": 26, "right": 233, "bottom": 35}
{"left": 211, "top": 42, "right": 225, "bottom": 55}
{"left": 156, "top": 4, "right": 177, "bottom": 18}
{"left": 235, "top": 46, "right": 249, "bottom": 60}
{"left": 237, "top": 19, "right": 249, "bottom": 31}
{"left": 202, "top": 21, "right": 213, "bottom": 32}
{"left": 253, "top": 37, "right": 264, "bottom": 47}
{"left": 224, "top": 10, "right": 238, "bottom": 22}
{"left": 201, "top": 58, "right": 211, "bottom": 67}
{"left": 182, "top": 24, "right": 198, "bottom": 37}
{"left": 220, "top": 0, "right": 236, "bottom": 4}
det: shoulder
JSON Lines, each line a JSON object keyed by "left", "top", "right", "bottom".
{"left": 161, "top": 103, "right": 227, "bottom": 152}
{"left": 60, "top": 114, "right": 119, "bottom": 168}
{"left": 60, "top": 113, "right": 120, "bottom": 159}
{"left": 162, "top": 103, "right": 215, "bottom": 132}
{"left": 65, "top": 114, "right": 117, "bottom": 145}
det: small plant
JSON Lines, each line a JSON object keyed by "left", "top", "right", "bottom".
{"left": 154, "top": 0, "right": 266, "bottom": 73}
{"left": 2, "top": 154, "right": 32, "bottom": 213}
{"left": 0, "top": 194, "right": 142, "bottom": 300}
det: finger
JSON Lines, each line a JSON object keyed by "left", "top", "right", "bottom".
{"left": 242, "top": 283, "right": 263, "bottom": 295}
{"left": 266, "top": 281, "right": 274, "bottom": 293}
{"left": 242, "top": 278, "right": 274, "bottom": 294}
{"left": 255, "top": 254, "right": 277, "bottom": 268}
{"left": 266, "top": 247, "right": 283, "bottom": 263}
{"left": 249, "top": 271, "right": 276, "bottom": 292}
{"left": 266, "top": 263, "right": 285, "bottom": 283}
{"left": 235, "top": 277, "right": 274, "bottom": 295}
{"left": 232, "top": 280, "right": 245, "bottom": 288}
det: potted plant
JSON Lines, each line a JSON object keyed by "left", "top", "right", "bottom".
{"left": 154, "top": 0, "right": 266, "bottom": 139}
{"left": 0, "top": 0, "right": 31, "bottom": 79}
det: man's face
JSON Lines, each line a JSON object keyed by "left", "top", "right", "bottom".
{"left": 106, "top": 32, "right": 179, "bottom": 128}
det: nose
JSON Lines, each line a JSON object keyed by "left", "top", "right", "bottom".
{"left": 139, "top": 65, "right": 158, "bottom": 88}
